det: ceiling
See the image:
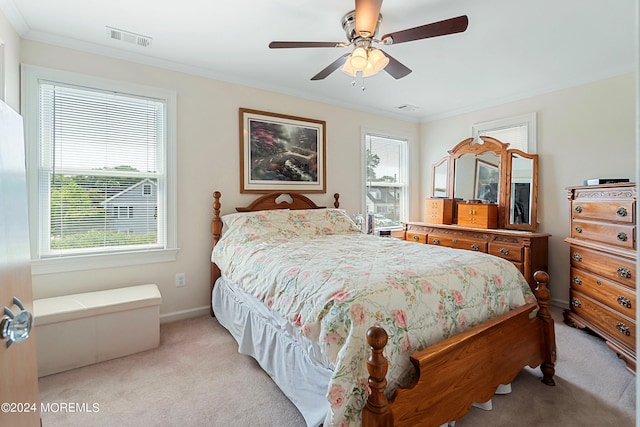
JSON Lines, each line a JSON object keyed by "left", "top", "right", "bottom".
{"left": 1, "top": 0, "right": 637, "bottom": 122}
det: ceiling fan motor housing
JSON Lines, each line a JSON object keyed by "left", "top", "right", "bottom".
{"left": 342, "top": 10, "right": 382, "bottom": 42}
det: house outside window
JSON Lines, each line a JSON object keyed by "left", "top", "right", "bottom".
{"left": 363, "top": 132, "right": 408, "bottom": 230}
{"left": 22, "top": 65, "right": 177, "bottom": 274}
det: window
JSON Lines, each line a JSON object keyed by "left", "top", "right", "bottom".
{"left": 363, "top": 132, "right": 408, "bottom": 230}
{"left": 22, "top": 65, "right": 177, "bottom": 274}
{"left": 472, "top": 113, "right": 537, "bottom": 153}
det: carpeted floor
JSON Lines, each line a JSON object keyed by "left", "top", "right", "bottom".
{"left": 39, "top": 306, "right": 636, "bottom": 426}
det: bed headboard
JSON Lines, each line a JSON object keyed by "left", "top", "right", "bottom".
{"left": 209, "top": 191, "right": 340, "bottom": 316}
{"left": 235, "top": 192, "right": 339, "bottom": 212}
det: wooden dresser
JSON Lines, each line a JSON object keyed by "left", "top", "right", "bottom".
{"left": 563, "top": 182, "right": 637, "bottom": 372}
{"left": 403, "top": 222, "right": 549, "bottom": 290}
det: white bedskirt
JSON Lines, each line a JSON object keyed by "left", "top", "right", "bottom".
{"left": 213, "top": 276, "right": 332, "bottom": 427}
{"left": 212, "top": 276, "right": 511, "bottom": 427}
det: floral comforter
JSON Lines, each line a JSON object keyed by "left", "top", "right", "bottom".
{"left": 211, "top": 208, "right": 536, "bottom": 427}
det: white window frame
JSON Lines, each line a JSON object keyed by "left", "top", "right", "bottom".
{"left": 0, "top": 43, "right": 5, "bottom": 102}
{"left": 21, "top": 64, "right": 178, "bottom": 274}
{"left": 472, "top": 112, "right": 537, "bottom": 153}
{"left": 361, "top": 129, "right": 409, "bottom": 229}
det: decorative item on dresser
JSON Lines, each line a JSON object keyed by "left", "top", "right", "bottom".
{"left": 405, "top": 135, "right": 549, "bottom": 290}
{"left": 563, "top": 182, "right": 637, "bottom": 373}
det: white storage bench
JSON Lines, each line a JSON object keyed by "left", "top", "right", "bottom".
{"left": 33, "top": 284, "right": 162, "bottom": 377}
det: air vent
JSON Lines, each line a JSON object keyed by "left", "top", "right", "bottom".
{"left": 106, "top": 26, "right": 152, "bottom": 48}
{"left": 395, "top": 104, "right": 419, "bottom": 112}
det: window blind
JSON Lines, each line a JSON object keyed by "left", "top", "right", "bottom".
{"left": 38, "top": 81, "right": 166, "bottom": 257}
{"left": 480, "top": 124, "right": 528, "bottom": 151}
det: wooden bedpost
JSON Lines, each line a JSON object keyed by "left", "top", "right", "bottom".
{"left": 334, "top": 193, "right": 340, "bottom": 208}
{"left": 210, "top": 191, "right": 223, "bottom": 317}
{"left": 533, "top": 270, "right": 556, "bottom": 386}
{"left": 362, "top": 326, "right": 393, "bottom": 427}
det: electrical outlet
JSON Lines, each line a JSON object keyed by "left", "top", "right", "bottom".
{"left": 175, "top": 272, "right": 186, "bottom": 287}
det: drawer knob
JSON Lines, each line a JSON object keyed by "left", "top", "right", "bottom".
{"left": 572, "top": 252, "right": 582, "bottom": 262}
{"left": 452, "top": 239, "right": 458, "bottom": 244}
{"left": 574, "top": 205, "right": 583, "bottom": 213}
{"left": 617, "top": 207, "right": 628, "bottom": 217}
{"left": 432, "top": 238, "right": 440, "bottom": 245}
{"left": 616, "top": 322, "right": 631, "bottom": 336}
{"left": 571, "top": 297, "right": 582, "bottom": 308}
{"left": 471, "top": 244, "right": 480, "bottom": 251}
{"left": 617, "top": 267, "right": 632, "bottom": 279}
{"left": 413, "top": 235, "right": 419, "bottom": 241}
{"left": 617, "top": 296, "right": 632, "bottom": 309}
{"left": 617, "top": 232, "right": 627, "bottom": 242}
{"left": 572, "top": 276, "right": 582, "bottom": 285}
{"left": 575, "top": 226, "right": 583, "bottom": 233}
{"left": 500, "top": 248, "right": 509, "bottom": 255}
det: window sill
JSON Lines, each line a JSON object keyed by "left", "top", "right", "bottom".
{"left": 31, "top": 248, "right": 179, "bottom": 275}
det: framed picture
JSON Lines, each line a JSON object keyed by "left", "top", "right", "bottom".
{"left": 239, "top": 108, "right": 326, "bottom": 193}
{"left": 474, "top": 159, "right": 499, "bottom": 203}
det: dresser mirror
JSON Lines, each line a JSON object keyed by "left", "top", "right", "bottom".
{"left": 431, "top": 156, "right": 449, "bottom": 198}
{"left": 505, "top": 150, "right": 538, "bottom": 230}
{"left": 431, "top": 135, "right": 538, "bottom": 231}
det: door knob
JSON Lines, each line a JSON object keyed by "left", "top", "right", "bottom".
{"left": 1, "top": 297, "right": 33, "bottom": 348}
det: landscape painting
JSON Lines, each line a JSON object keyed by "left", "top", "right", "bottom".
{"left": 240, "top": 108, "right": 326, "bottom": 193}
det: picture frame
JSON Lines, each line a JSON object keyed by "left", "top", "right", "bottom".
{"left": 239, "top": 108, "right": 326, "bottom": 193}
{"left": 474, "top": 159, "right": 499, "bottom": 203}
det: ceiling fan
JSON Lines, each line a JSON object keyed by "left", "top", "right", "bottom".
{"left": 268, "top": 0, "right": 469, "bottom": 81}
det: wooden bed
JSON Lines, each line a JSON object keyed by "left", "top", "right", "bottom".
{"left": 210, "top": 191, "right": 556, "bottom": 427}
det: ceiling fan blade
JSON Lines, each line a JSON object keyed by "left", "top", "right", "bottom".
{"left": 311, "top": 53, "right": 351, "bottom": 80}
{"left": 269, "top": 41, "right": 345, "bottom": 49}
{"left": 355, "top": 0, "right": 383, "bottom": 37}
{"left": 380, "top": 51, "right": 412, "bottom": 79}
{"left": 381, "top": 15, "right": 469, "bottom": 45}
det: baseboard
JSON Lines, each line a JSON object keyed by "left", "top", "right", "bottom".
{"left": 160, "top": 305, "right": 210, "bottom": 323}
{"left": 551, "top": 298, "right": 569, "bottom": 310}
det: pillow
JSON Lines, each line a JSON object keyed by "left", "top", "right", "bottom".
{"left": 221, "top": 208, "right": 361, "bottom": 240}
{"left": 286, "top": 209, "right": 362, "bottom": 236}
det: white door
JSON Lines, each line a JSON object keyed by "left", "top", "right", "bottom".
{"left": 0, "top": 100, "right": 40, "bottom": 426}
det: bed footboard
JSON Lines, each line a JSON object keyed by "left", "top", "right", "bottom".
{"left": 363, "top": 271, "right": 556, "bottom": 427}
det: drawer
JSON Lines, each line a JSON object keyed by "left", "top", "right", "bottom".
{"left": 428, "top": 233, "right": 487, "bottom": 252}
{"left": 406, "top": 231, "right": 427, "bottom": 244}
{"left": 570, "top": 289, "right": 636, "bottom": 351}
{"left": 457, "top": 203, "right": 498, "bottom": 229}
{"left": 572, "top": 199, "right": 635, "bottom": 224}
{"left": 571, "top": 219, "right": 635, "bottom": 250}
{"left": 570, "top": 267, "right": 636, "bottom": 319}
{"left": 569, "top": 245, "right": 636, "bottom": 290}
{"left": 488, "top": 242, "right": 523, "bottom": 263}
{"left": 424, "top": 198, "right": 454, "bottom": 225}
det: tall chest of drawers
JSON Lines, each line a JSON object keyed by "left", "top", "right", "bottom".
{"left": 563, "top": 183, "right": 637, "bottom": 372}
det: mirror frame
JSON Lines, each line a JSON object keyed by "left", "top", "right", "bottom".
{"left": 430, "top": 156, "right": 449, "bottom": 197}
{"left": 505, "top": 149, "right": 538, "bottom": 231}
{"left": 432, "top": 135, "right": 538, "bottom": 231}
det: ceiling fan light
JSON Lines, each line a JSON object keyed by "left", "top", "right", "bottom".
{"left": 349, "top": 47, "right": 368, "bottom": 70}
{"left": 341, "top": 60, "right": 356, "bottom": 76}
{"left": 368, "top": 49, "right": 389, "bottom": 73}
{"left": 361, "top": 61, "right": 377, "bottom": 78}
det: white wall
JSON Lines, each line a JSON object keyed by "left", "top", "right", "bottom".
{"left": 420, "top": 73, "right": 637, "bottom": 306}
{"left": 0, "top": 6, "right": 21, "bottom": 110}
{"left": 20, "top": 40, "right": 420, "bottom": 320}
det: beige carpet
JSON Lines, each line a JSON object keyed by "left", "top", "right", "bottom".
{"left": 39, "top": 307, "right": 636, "bottom": 426}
